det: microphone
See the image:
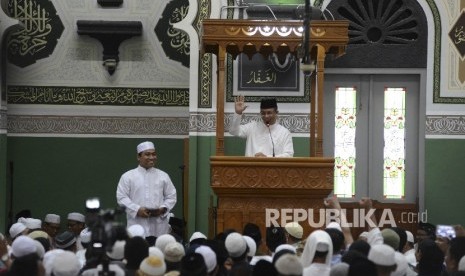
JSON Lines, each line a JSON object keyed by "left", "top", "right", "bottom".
{"left": 266, "top": 123, "right": 275, "bottom": 157}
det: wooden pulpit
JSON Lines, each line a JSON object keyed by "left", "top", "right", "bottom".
{"left": 211, "top": 156, "right": 334, "bottom": 237}
{"left": 201, "top": 19, "right": 349, "bottom": 237}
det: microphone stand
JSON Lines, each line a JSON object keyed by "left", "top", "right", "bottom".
{"left": 267, "top": 124, "right": 275, "bottom": 157}
{"left": 301, "top": 0, "right": 312, "bottom": 72}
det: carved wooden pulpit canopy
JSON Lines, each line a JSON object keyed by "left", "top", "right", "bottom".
{"left": 201, "top": 19, "right": 349, "bottom": 237}
{"left": 201, "top": 19, "right": 349, "bottom": 156}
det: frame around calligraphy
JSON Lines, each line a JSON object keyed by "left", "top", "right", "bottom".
{"left": 429, "top": 0, "right": 465, "bottom": 104}
{"left": 226, "top": 54, "right": 310, "bottom": 103}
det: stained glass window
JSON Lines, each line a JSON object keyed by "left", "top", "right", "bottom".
{"left": 383, "top": 87, "right": 406, "bottom": 199}
{"left": 334, "top": 87, "right": 356, "bottom": 198}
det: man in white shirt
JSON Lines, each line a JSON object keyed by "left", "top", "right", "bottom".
{"left": 229, "top": 95, "right": 294, "bottom": 157}
{"left": 116, "top": 141, "right": 177, "bottom": 242}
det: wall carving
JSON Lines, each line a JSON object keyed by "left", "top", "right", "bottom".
{"left": 33, "top": 48, "right": 99, "bottom": 82}
{"left": 325, "top": 0, "right": 427, "bottom": 68}
{"left": 188, "top": 114, "right": 465, "bottom": 136}
{"left": 426, "top": 115, "right": 465, "bottom": 135}
{"left": 189, "top": 112, "right": 311, "bottom": 133}
{"left": 197, "top": 0, "right": 213, "bottom": 108}
{"left": 212, "top": 166, "right": 333, "bottom": 189}
{"left": 123, "top": 48, "right": 187, "bottom": 83}
{"left": 5, "top": 1, "right": 190, "bottom": 106}
{"left": 219, "top": 197, "right": 324, "bottom": 210}
{"left": 198, "top": 54, "right": 213, "bottom": 108}
{"left": 7, "top": 115, "right": 189, "bottom": 135}
{"left": 7, "top": 86, "right": 189, "bottom": 106}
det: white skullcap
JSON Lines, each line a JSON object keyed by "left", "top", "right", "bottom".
{"left": 139, "top": 256, "right": 166, "bottom": 276}
{"left": 195, "top": 245, "right": 217, "bottom": 273}
{"left": 67, "top": 212, "right": 85, "bottom": 223}
{"left": 18, "top": 217, "right": 42, "bottom": 230}
{"left": 274, "top": 253, "right": 303, "bottom": 275}
{"left": 155, "top": 234, "right": 176, "bottom": 253}
{"left": 368, "top": 244, "right": 396, "bottom": 266}
{"left": 391, "top": 252, "right": 408, "bottom": 276}
{"left": 80, "top": 228, "right": 92, "bottom": 244}
{"left": 275, "top": 244, "right": 297, "bottom": 254}
{"left": 459, "top": 255, "right": 465, "bottom": 271}
{"left": 406, "top": 230, "right": 414, "bottom": 243}
{"left": 189, "top": 231, "right": 207, "bottom": 242}
{"left": 9, "top": 222, "right": 27, "bottom": 239}
{"left": 127, "top": 224, "right": 145, "bottom": 238}
{"left": 317, "top": 242, "right": 330, "bottom": 252}
{"left": 300, "top": 230, "right": 333, "bottom": 268}
{"left": 164, "top": 242, "right": 185, "bottom": 263}
{"left": 44, "top": 214, "right": 61, "bottom": 224}
{"left": 43, "top": 249, "right": 64, "bottom": 275}
{"left": 51, "top": 251, "right": 81, "bottom": 276}
{"left": 107, "top": 240, "right": 126, "bottom": 260}
{"left": 330, "top": 262, "right": 349, "bottom": 276}
{"left": 11, "top": 236, "right": 37, "bottom": 258}
{"left": 243, "top": 235, "right": 257, "bottom": 257}
{"left": 34, "top": 240, "right": 45, "bottom": 259}
{"left": 326, "top": 221, "right": 343, "bottom": 232}
{"left": 149, "top": 246, "right": 165, "bottom": 259}
{"left": 28, "top": 230, "right": 49, "bottom": 240}
{"left": 285, "top": 222, "right": 303, "bottom": 239}
{"left": 137, "top": 141, "right": 155, "bottom": 154}
{"left": 225, "top": 232, "right": 247, "bottom": 257}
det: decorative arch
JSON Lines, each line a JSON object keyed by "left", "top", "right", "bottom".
{"left": 324, "top": 0, "right": 428, "bottom": 68}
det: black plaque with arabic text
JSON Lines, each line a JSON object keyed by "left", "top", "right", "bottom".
{"left": 449, "top": 11, "right": 465, "bottom": 58}
{"left": 7, "top": 0, "right": 64, "bottom": 68}
{"left": 238, "top": 53, "right": 300, "bottom": 92}
{"left": 155, "top": 0, "right": 190, "bottom": 67}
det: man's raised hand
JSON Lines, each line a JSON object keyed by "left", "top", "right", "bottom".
{"left": 234, "top": 95, "right": 248, "bottom": 115}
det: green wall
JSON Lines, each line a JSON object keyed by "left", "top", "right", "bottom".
{"left": 0, "top": 134, "right": 7, "bottom": 233}
{"left": 4, "top": 137, "right": 185, "bottom": 233}
{"left": 425, "top": 139, "right": 465, "bottom": 226}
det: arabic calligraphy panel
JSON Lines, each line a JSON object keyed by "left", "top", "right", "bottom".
{"left": 7, "top": 86, "right": 189, "bottom": 106}
{"left": 6, "top": 0, "right": 64, "bottom": 68}
{"left": 238, "top": 53, "right": 300, "bottom": 92}
{"left": 154, "top": 0, "right": 190, "bottom": 68}
{"left": 226, "top": 53, "right": 309, "bottom": 103}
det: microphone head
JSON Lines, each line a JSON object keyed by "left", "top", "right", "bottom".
{"left": 266, "top": 123, "right": 270, "bottom": 127}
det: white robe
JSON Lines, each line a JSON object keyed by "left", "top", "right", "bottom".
{"left": 116, "top": 166, "right": 177, "bottom": 237}
{"left": 303, "top": 263, "right": 331, "bottom": 276}
{"left": 229, "top": 113, "right": 294, "bottom": 157}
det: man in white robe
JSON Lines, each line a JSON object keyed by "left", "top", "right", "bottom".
{"left": 301, "top": 230, "right": 333, "bottom": 276}
{"left": 229, "top": 95, "right": 294, "bottom": 157}
{"left": 116, "top": 141, "right": 177, "bottom": 240}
